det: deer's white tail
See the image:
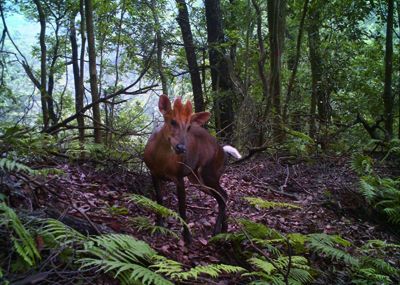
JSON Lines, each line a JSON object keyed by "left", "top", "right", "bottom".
{"left": 223, "top": 145, "right": 242, "bottom": 159}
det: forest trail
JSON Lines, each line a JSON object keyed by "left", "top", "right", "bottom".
{"left": 20, "top": 154, "right": 396, "bottom": 271}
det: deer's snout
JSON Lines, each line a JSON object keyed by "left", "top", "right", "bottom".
{"left": 175, "top": 143, "right": 186, "bottom": 154}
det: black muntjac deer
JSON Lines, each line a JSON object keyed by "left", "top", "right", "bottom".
{"left": 144, "top": 95, "right": 241, "bottom": 243}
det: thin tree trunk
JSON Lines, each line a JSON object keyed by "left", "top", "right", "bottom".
{"left": 397, "top": 1, "right": 400, "bottom": 139}
{"left": 33, "top": 0, "right": 49, "bottom": 130}
{"left": 307, "top": 9, "right": 323, "bottom": 140}
{"left": 79, "top": 0, "right": 86, "bottom": 143}
{"left": 251, "top": 0, "right": 269, "bottom": 106}
{"left": 176, "top": 0, "right": 204, "bottom": 112}
{"left": 151, "top": 0, "right": 168, "bottom": 95}
{"left": 383, "top": 0, "right": 394, "bottom": 140}
{"left": 267, "top": 0, "right": 286, "bottom": 142}
{"left": 205, "top": 0, "right": 234, "bottom": 140}
{"left": 85, "top": 0, "right": 101, "bottom": 143}
{"left": 47, "top": 18, "right": 62, "bottom": 125}
{"left": 283, "top": 0, "right": 309, "bottom": 123}
{"left": 108, "top": 1, "right": 126, "bottom": 145}
{"left": 69, "top": 14, "right": 85, "bottom": 143}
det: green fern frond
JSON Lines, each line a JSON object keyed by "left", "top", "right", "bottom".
{"left": 0, "top": 203, "right": 41, "bottom": 266}
{"left": 248, "top": 257, "right": 275, "bottom": 275}
{"left": 238, "top": 218, "right": 284, "bottom": 240}
{"left": 360, "top": 256, "right": 399, "bottom": 276}
{"left": 252, "top": 238, "right": 282, "bottom": 256}
{"left": 289, "top": 268, "right": 314, "bottom": 284}
{"left": 248, "top": 256, "right": 313, "bottom": 285}
{"left": 359, "top": 177, "right": 377, "bottom": 202}
{"left": 244, "top": 197, "right": 301, "bottom": 210}
{"left": 130, "top": 217, "right": 179, "bottom": 239}
{"left": 79, "top": 234, "right": 172, "bottom": 285}
{"left": 362, "top": 239, "right": 400, "bottom": 250}
{"left": 0, "top": 158, "right": 63, "bottom": 176}
{"left": 306, "top": 234, "right": 358, "bottom": 266}
{"left": 274, "top": 256, "right": 310, "bottom": 271}
{"left": 129, "top": 194, "right": 188, "bottom": 229}
{"left": 171, "top": 264, "right": 246, "bottom": 281}
{"left": 352, "top": 268, "right": 392, "bottom": 285}
{"left": 150, "top": 255, "right": 183, "bottom": 277}
{"left": 40, "top": 218, "right": 86, "bottom": 245}
{"left": 350, "top": 153, "right": 373, "bottom": 175}
{"left": 287, "top": 233, "right": 307, "bottom": 253}
{"left": 80, "top": 258, "right": 173, "bottom": 285}
{"left": 382, "top": 207, "right": 400, "bottom": 224}
{"left": 284, "top": 128, "right": 314, "bottom": 144}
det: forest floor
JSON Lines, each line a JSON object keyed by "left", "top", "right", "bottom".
{"left": 12, "top": 153, "right": 399, "bottom": 283}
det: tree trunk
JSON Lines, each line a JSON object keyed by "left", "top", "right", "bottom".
{"left": 267, "top": 0, "right": 286, "bottom": 142}
{"left": 204, "top": 0, "right": 234, "bottom": 140}
{"left": 283, "top": 0, "right": 309, "bottom": 123}
{"left": 176, "top": 0, "right": 204, "bottom": 112}
{"left": 383, "top": 0, "right": 394, "bottom": 140}
{"left": 79, "top": 0, "right": 86, "bottom": 143}
{"left": 397, "top": 1, "right": 400, "bottom": 139}
{"left": 85, "top": 0, "right": 102, "bottom": 143}
{"left": 69, "top": 13, "right": 85, "bottom": 143}
{"left": 151, "top": 0, "right": 168, "bottom": 96}
{"left": 33, "top": 0, "right": 49, "bottom": 130}
{"left": 251, "top": 0, "right": 269, "bottom": 107}
{"left": 47, "top": 19, "right": 62, "bottom": 125}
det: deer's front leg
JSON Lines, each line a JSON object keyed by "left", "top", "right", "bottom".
{"left": 152, "top": 175, "right": 164, "bottom": 226}
{"left": 176, "top": 178, "right": 192, "bottom": 244}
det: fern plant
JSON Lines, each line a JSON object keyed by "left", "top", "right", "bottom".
{"left": 0, "top": 203, "right": 41, "bottom": 266}
{"left": 0, "top": 158, "right": 63, "bottom": 176}
{"left": 359, "top": 175, "right": 400, "bottom": 224}
{"left": 244, "top": 197, "right": 301, "bottom": 210}
{"left": 40, "top": 218, "right": 86, "bottom": 246}
{"left": 151, "top": 255, "right": 245, "bottom": 281}
{"left": 129, "top": 194, "right": 189, "bottom": 229}
{"left": 78, "top": 233, "right": 246, "bottom": 285}
{"left": 130, "top": 216, "right": 179, "bottom": 239}
{"left": 79, "top": 234, "right": 173, "bottom": 285}
{"left": 217, "top": 218, "right": 399, "bottom": 285}
{"left": 350, "top": 153, "right": 374, "bottom": 175}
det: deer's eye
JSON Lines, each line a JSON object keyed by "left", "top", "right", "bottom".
{"left": 171, "top": 120, "right": 178, "bottom": 127}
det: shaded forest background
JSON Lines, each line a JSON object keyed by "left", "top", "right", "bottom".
{"left": 0, "top": 0, "right": 400, "bottom": 284}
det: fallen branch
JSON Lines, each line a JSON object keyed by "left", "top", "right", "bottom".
{"left": 45, "top": 84, "right": 158, "bottom": 134}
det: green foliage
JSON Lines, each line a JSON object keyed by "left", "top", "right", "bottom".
{"left": 172, "top": 264, "right": 245, "bottom": 281}
{"left": 213, "top": 216, "right": 399, "bottom": 284}
{"left": 283, "top": 128, "right": 315, "bottom": 156}
{"left": 0, "top": 126, "right": 57, "bottom": 159}
{"left": 350, "top": 153, "right": 374, "bottom": 175}
{"left": 306, "top": 233, "right": 358, "bottom": 266}
{"left": 244, "top": 196, "right": 301, "bottom": 210}
{"left": 359, "top": 175, "right": 400, "bottom": 224}
{"left": 40, "top": 218, "right": 86, "bottom": 246}
{"left": 381, "top": 139, "right": 400, "bottom": 161}
{"left": 80, "top": 234, "right": 172, "bottom": 285}
{"left": 151, "top": 255, "right": 245, "bottom": 281}
{"left": 129, "top": 216, "right": 179, "bottom": 239}
{"left": 108, "top": 205, "right": 130, "bottom": 216}
{"left": 129, "top": 194, "right": 188, "bottom": 229}
{"left": 0, "top": 158, "right": 63, "bottom": 176}
{"left": 0, "top": 203, "right": 40, "bottom": 267}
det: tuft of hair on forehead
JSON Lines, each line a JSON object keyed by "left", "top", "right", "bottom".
{"left": 172, "top": 98, "right": 193, "bottom": 119}
{"left": 183, "top": 100, "right": 193, "bottom": 116}
{"left": 173, "top": 97, "right": 184, "bottom": 113}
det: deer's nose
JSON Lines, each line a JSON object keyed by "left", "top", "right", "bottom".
{"left": 175, "top": 143, "right": 186, "bottom": 154}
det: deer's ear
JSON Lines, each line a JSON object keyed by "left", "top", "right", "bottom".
{"left": 158, "top": 95, "right": 171, "bottom": 115}
{"left": 190, "top": 112, "right": 210, "bottom": 126}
